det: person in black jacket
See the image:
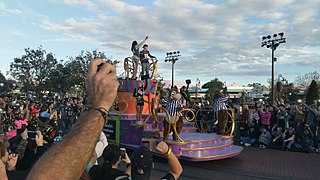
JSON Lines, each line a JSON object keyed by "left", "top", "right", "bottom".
{"left": 140, "top": 44, "right": 156, "bottom": 79}
{"left": 89, "top": 144, "right": 131, "bottom": 180}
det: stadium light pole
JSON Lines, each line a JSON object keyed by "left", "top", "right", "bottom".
{"left": 165, "top": 51, "right": 181, "bottom": 88}
{"left": 261, "top": 32, "right": 286, "bottom": 103}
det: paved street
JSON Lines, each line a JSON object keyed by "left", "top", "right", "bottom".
{"left": 151, "top": 146, "right": 320, "bottom": 180}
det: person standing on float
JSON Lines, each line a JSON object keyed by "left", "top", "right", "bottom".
{"left": 131, "top": 36, "right": 148, "bottom": 80}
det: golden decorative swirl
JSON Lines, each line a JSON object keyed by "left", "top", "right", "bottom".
{"left": 179, "top": 108, "right": 195, "bottom": 122}
{"left": 149, "top": 59, "right": 158, "bottom": 80}
{"left": 123, "top": 57, "right": 134, "bottom": 79}
{"left": 110, "top": 93, "right": 134, "bottom": 113}
{"left": 161, "top": 107, "right": 184, "bottom": 142}
{"left": 226, "top": 108, "right": 235, "bottom": 136}
{"left": 136, "top": 102, "right": 185, "bottom": 142}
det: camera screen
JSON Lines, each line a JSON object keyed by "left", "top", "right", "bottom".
{"left": 120, "top": 148, "right": 126, "bottom": 159}
{"left": 27, "top": 131, "right": 37, "bottom": 139}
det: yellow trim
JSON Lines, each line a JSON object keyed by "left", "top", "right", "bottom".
{"left": 166, "top": 135, "right": 231, "bottom": 145}
{"left": 180, "top": 141, "right": 233, "bottom": 151}
{"left": 112, "top": 112, "right": 167, "bottom": 117}
{"left": 181, "top": 147, "right": 243, "bottom": 159}
{"left": 143, "top": 129, "right": 160, "bottom": 132}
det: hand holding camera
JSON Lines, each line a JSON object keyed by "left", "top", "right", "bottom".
{"left": 120, "top": 148, "right": 131, "bottom": 164}
{"left": 35, "top": 131, "right": 44, "bottom": 147}
{"left": 21, "top": 129, "right": 28, "bottom": 140}
{"left": 86, "top": 59, "right": 119, "bottom": 112}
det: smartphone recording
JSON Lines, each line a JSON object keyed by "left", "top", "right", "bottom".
{"left": 120, "top": 148, "right": 126, "bottom": 159}
{"left": 97, "top": 63, "right": 105, "bottom": 72}
{"left": 27, "top": 131, "right": 37, "bottom": 140}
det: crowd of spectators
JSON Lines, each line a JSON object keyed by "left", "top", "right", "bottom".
{"left": 239, "top": 99, "right": 320, "bottom": 153}
{"left": 0, "top": 95, "right": 83, "bottom": 179}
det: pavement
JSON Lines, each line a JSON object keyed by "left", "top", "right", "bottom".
{"left": 151, "top": 146, "right": 320, "bottom": 180}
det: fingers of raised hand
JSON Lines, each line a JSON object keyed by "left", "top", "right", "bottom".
{"left": 88, "top": 59, "right": 106, "bottom": 80}
{"left": 156, "top": 141, "right": 168, "bottom": 154}
{"left": 97, "top": 63, "right": 116, "bottom": 77}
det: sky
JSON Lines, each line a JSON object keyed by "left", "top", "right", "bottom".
{"left": 1, "top": 0, "right": 320, "bottom": 88}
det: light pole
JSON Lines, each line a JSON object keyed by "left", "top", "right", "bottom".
{"left": 261, "top": 32, "right": 286, "bottom": 103}
{"left": 165, "top": 51, "right": 180, "bottom": 88}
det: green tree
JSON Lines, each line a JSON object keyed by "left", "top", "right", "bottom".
{"left": 306, "top": 80, "right": 319, "bottom": 105}
{"left": 67, "top": 50, "right": 120, "bottom": 96}
{"left": 47, "top": 61, "right": 71, "bottom": 95}
{"left": 295, "top": 71, "right": 320, "bottom": 88}
{"left": 9, "top": 46, "right": 58, "bottom": 95}
{"left": 202, "top": 78, "right": 224, "bottom": 101}
{"left": 0, "top": 71, "right": 7, "bottom": 93}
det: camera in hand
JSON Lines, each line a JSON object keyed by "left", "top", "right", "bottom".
{"left": 149, "top": 139, "right": 160, "bottom": 152}
{"left": 97, "top": 63, "right": 104, "bottom": 72}
{"left": 120, "top": 148, "right": 126, "bottom": 159}
{"left": 27, "top": 131, "right": 37, "bottom": 140}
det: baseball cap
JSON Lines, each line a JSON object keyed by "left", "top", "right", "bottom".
{"left": 131, "top": 146, "right": 153, "bottom": 180}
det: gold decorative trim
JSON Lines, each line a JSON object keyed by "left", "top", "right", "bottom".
{"left": 181, "top": 147, "right": 243, "bottom": 159}
{"left": 166, "top": 135, "right": 231, "bottom": 145}
{"left": 180, "top": 141, "right": 233, "bottom": 151}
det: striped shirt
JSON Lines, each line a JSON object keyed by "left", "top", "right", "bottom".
{"left": 161, "top": 98, "right": 183, "bottom": 116}
{"left": 213, "top": 96, "right": 229, "bottom": 112}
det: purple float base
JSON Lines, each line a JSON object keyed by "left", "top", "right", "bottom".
{"left": 117, "top": 113, "right": 243, "bottom": 161}
{"left": 165, "top": 132, "right": 243, "bottom": 161}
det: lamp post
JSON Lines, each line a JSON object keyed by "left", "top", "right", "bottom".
{"left": 165, "top": 51, "right": 180, "bottom": 88}
{"left": 261, "top": 32, "right": 286, "bottom": 103}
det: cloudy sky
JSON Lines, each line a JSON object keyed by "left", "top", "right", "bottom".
{"left": 1, "top": 0, "right": 320, "bottom": 87}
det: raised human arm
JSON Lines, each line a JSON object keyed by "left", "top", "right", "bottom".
{"left": 300, "top": 102, "right": 318, "bottom": 114}
{"left": 137, "top": 36, "right": 148, "bottom": 49}
{"left": 156, "top": 142, "right": 183, "bottom": 179}
{"left": 15, "top": 129, "right": 28, "bottom": 160}
{"left": 122, "top": 153, "right": 131, "bottom": 176}
{"left": 27, "top": 59, "right": 119, "bottom": 180}
{"left": 24, "top": 103, "right": 29, "bottom": 120}
{"left": 148, "top": 52, "right": 156, "bottom": 59}
{"left": 295, "top": 105, "right": 304, "bottom": 114}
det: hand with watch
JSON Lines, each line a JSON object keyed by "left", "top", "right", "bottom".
{"left": 156, "top": 141, "right": 172, "bottom": 157}
{"left": 85, "top": 59, "right": 119, "bottom": 122}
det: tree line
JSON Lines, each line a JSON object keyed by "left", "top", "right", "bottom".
{"left": 1, "top": 46, "right": 119, "bottom": 97}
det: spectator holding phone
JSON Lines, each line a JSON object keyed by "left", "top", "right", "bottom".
{"left": 0, "top": 141, "right": 19, "bottom": 179}
{"left": 15, "top": 131, "right": 46, "bottom": 171}
{"left": 89, "top": 144, "right": 131, "bottom": 180}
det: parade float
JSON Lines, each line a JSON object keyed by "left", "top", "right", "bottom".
{"left": 103, "top": 55, "right": 243, "bottom": 161}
